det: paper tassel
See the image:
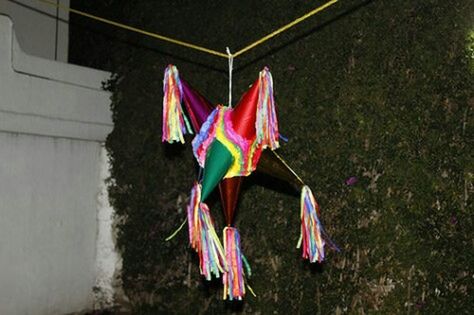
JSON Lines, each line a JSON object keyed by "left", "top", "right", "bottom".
{"left": 297, "top": 186, "right": 325, "bottom": 263}
{"left": 162, "top": 65, "right": 192, "bottom": 143}
{"left": 256, "top": 67, "right": 279, "bottom": 150}
{"left": 186, "top": 182, "right": 226, "bottom": 280}
{"left": 223, "top": 227, "right": 246, "bottom": 300}
{"left": 187, "top": 182, "right": 201, "bottom": 248}
{"left": 196, "top": 203, "right": 227, "bottom": 280}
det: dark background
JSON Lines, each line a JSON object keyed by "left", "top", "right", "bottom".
{"left": 70, "top": 1, "right": 473, "bottom": 313}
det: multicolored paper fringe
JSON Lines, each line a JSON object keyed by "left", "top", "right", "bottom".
{"left": 192, "top": 106, "right": 263, "bottom": 178}
{"left": 186, "top": 182, "right": 226, "bottom": 280}
{"left": 223, "top": 227, "right": 246, "bottom": 300}
{"left": 186, "top": 182, "right": 201, "bottom": 247}
{"left": 256, "top": 67, "right": 280, "bottom": 150}
{"left": 162, "top": 65, "right": 192, "bottom": 143}
{"left": 297, "top": 185, "right": 325, "bottom": 263}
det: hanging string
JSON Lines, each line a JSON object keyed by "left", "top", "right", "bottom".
{"left": 226, "top": 47, "right": 234, "bottom": 107}
{"left": 36, "top": 0, "right": 339, "bottom": 60}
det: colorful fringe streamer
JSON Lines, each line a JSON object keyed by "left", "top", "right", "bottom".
{"left": 186, "top": 182, "right": 201, "bottom": 247}
{"left": 223, "top": 227, "right": 246, "bottom": 300}
{"left": 297, "top": 186, "right": 325, "bottom": 263}
{"left": 162, "top": 65, "right": 192, "bottom": 143}
{"left": 256, "top": 67, "right": 280, "bottom": 150}
{"left": 186, "top": 182, "right": 226, "bottom": 280}
{"left": 192, "top": 106, "right": 264, "bottom": 178}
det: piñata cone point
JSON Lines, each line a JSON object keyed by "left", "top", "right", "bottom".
{"left": 181, "top": 79, "right": 214, "bottom": 131}
{"left": 230, "top": 77, "right": 260, "bottom": 140}
{"left": 200, "top": 140, "right": 234, "bottom": 202}
{"left": 219, "top": 177, "right": 243, "bottom": 226}
{"left": 258, "top": 151, "right": 304, "bottom": 190}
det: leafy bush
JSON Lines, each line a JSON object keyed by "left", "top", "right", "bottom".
{"left": 72, "top": 0, "right": 473, "bottom": 313}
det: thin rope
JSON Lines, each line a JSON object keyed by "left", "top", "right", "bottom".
{"left": 36, "top": 0, "right": 338, "bottom": 59}
{"left": 226, "top": 47, "right": 233, "bottom": 106}
{"left": 36, "top": 0, "right": 228, "bottom": 58}
{"left": 233, "top": 0, "right": 339, "bottom": 58}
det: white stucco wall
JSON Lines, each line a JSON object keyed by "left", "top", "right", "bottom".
{"left": 94, "top": 146, "right": 122, "bottom": 310}
{"left": 0, "top": 133, "right": 101, "bottom": 315}
{"left": 0, "top": 0, "right": 69, "bottom": 62}
{"left": 0, "top": 15, "right": 119, "bottom": 315}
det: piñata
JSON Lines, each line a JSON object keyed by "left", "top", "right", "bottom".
{"left": 162, "top": 64, "right": 337, "bottom": 300}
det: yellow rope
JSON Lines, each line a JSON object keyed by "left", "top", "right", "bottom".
{"left": 36, "top": 0, "right": 338, "bottom": 59}
{"left": 36, "top": 0, "right": 228, "bottom": 58}
{"left": 233, "top": 0, "right": 339, "bottom": 58}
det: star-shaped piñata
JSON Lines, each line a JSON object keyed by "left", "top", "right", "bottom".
{"left": 162, "top": 65, "right": 336, "bottom": 300}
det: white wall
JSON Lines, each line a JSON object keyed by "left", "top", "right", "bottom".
{"left": 0, "top": 133, "right": 101, "bottom": 315}
{"left": 95, "top": 146, "right": 121, "bottom": 310}
{"left": 0, "top": 0, "right": 69, "bottom": 62}
{"left": 0, "top": 15, "right": 118, "bottom": 314}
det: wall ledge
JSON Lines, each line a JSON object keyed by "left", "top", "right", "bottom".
{"left": 0, "top": 14, "right": 113, "bottom": 142}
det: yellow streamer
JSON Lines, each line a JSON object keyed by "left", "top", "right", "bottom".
{"left": 247, "top": 284, "right": 257, "bottom": 297}
{"left": 164, "top": 218, "right": 187, "bottom": 241}
{"left": 36, "top": 0, "right": 338, "bottom": 60}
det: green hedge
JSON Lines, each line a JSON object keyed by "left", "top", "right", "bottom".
{"left": 72, "top": 0, "right": 473, "bottom": 313}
